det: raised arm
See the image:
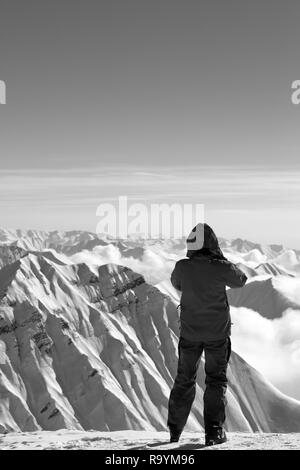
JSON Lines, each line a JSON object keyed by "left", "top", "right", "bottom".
{"left": 221, "top": 261, "right": 248, "bottom": 288}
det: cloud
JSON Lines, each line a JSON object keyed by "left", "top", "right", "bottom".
{"left": 2, "top": 166, "right": 300, "bottom": 203}
{"left": 272, "top": 276, "right": 300, "bottom": 303}
{"left": 70, "top": 243, "right": 183, "bottom": 285}
{"left": 231, "top": 306, "right": 300, "bottom": 400}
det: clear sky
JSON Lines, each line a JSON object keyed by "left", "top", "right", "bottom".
{"left": 0, "top": 1, "right": 300, "bottom": 246}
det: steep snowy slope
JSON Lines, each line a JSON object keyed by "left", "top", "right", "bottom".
{"left": 1, "top": 254, "right": 300, "bottom": 434}
{"left": 254, "top": 262, "right": 294, "bottom": 277}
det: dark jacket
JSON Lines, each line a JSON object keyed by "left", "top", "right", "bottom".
{"left": 171, "top": 224, "right": 247, "bottom": 341}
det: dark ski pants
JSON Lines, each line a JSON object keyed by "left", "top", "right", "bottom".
{"left": 167, "top": 336, "right": 231, "bottom": 434}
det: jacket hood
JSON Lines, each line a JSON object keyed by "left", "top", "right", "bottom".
{"left": 186, "top": 223, "right": 226, "bottom": 260}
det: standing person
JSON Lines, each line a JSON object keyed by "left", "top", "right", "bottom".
{"left": 168, "top": 223, "right": 247, "bottom": 446}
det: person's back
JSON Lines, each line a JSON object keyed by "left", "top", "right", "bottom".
{"left": 167, "top": 223, "right": 247, "bottom": 447}
{"left": 171, "top": 254, "right": 247, "bottom": 342}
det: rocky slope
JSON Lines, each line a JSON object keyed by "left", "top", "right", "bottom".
{"left": 0, "top": 245, "right": 28, "bottom": 269}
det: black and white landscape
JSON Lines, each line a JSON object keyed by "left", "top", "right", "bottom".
{"left": 1, "top": 229, "right": 300, "bottom": 449}
{"left": 1, "top": 0, "right": 300, "bottom": 451}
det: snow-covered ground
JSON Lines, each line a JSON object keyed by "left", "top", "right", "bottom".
{"left": 1, "top": 430, "right": 300, "bottom": 450}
